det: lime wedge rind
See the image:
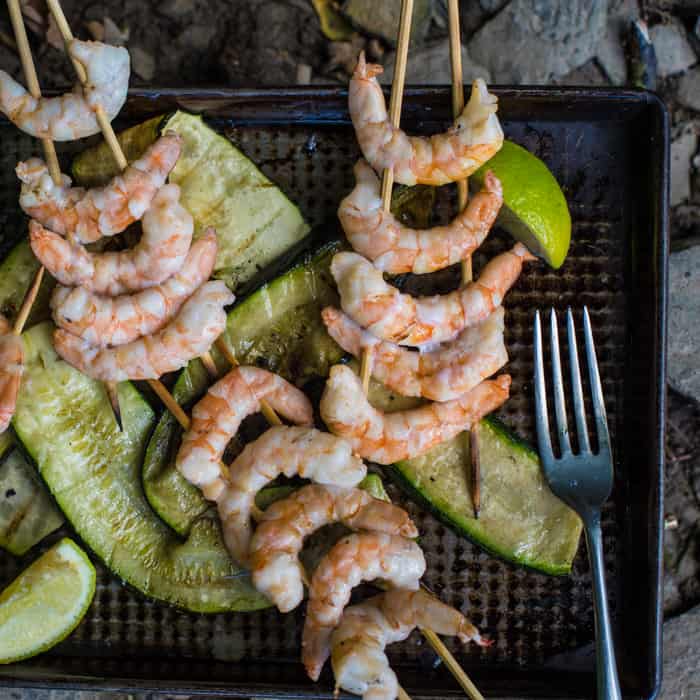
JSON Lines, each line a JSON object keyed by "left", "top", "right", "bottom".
{"left": 0, "top": 537, "right": 96, "bottom": 664}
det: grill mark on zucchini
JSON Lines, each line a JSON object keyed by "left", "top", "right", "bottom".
{"left": 0, "top": 447, "right": 64, "bottom": 556}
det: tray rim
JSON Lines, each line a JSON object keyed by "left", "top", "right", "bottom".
{"left": 0, "top": 85, "right": 668, "bottom": 700}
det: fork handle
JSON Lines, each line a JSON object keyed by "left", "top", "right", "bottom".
{"left": 584, "top": 512, "right": 622, "bottom": 700}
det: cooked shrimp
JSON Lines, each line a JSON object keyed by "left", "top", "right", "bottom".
{"left": 17, "top": 134, "right": 182, "bottom": 243}
{"left": 0, "top": 314, "right": 23, "bottom": 434}
{"left": 30, "top": 184, "right": 193, "bottom": 296}
{"left": 320, "top": 364, "right": 511, "bottom": 464}
{"left": 214, "top": 426, "right": 367, "bottom": 566}
{"left": 53, "top": 280, "right": 233, "bottom": 381}
{"left": 302, "top": 532, "right": 425, "bottom": 681}
{"left": 322, "top": 306, "right": 507, "bottom": 401}
{"left": 332, "top": 243, "right": 535, "bottom": 346}
{"left": 0, "top": 40, "right": 129, "bottom": 140}
{"left": 177, "top": 370, "right": 314, "bottom": 504}
{"left": 349, "top": 52, "right": 503, "bottom": 186}
{"left": 250, "top": 484, "right": 418, "bottom": 613}
{"left": 51, "top": 229, "right": 218, "bottom": 348}
{"left": 339, "top": 160, "right": 503, "bottom": 274}
{"left": 332, "top": 589, "right": 488, "bottom": 700}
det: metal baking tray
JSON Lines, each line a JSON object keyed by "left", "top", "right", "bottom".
{"left": 0, "top": 86, "right": 667, "bottom": 699}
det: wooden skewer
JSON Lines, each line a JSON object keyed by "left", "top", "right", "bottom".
{"left": 7, "top": 0, "right": 61, "bottom": 185}
{"left": 448, "top": 0, "right": 470, "bottom": 281}
{"left": 448, "top": 0, "right": 481, "bottom": 520}
{"left": 359, "top": 346, "right": 374, "bottom": 395}
{"left": 214, "top": 337, "right": 281, "bottom": 426}
{"left": 397, "top": 687, "right": 412, "bottom": 700}
{"left": 45, "top": 0, "right": 283, "bottom": 430}
{"left": 12, "top": 266, "right": 44, "bottom": 336}
{"left": 378, "top": 0, "right": 411, "bottom": 213}
{"left": 45, "top": 0, "right": 128, "bottom": 170}
{"left": 47, "top": 0, "right": 132, "bottom": 430}
{"left": 7, "top": 0, "right": 55, "bottom": 335}
{"left": 355, "top": 3, "right": 485, "bottom": 698}
{"left": 6, "top": 0, "right": 126, "bottom": 425}
{"left": 360, "top": 0, "right": 412, "bottom": 395}
{"left": 419, "top": 627, "right": 485, "bottom": 700}
{"left": 363, "top": 8, "right": 416, "bottom": 698}
{"left": 199, "top": 350, "right": 219, "bottom": 378}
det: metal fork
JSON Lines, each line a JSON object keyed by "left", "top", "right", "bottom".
{"left": 534, "top": 307, "right": 622, "bottom": 700}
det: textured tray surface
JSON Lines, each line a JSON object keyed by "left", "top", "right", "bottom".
{"left": 0, "top": 88, "right": 665, "bottom": 699}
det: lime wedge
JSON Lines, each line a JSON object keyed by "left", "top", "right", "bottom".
{"left": 472, "top": 140, "right": 572, "bottom": 269}
{"left": 0, "top": 538, "right": 95, "bottom": 663}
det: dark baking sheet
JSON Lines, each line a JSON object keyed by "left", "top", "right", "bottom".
{"left": 0, "top": 86, "right": 667, "bottom": 699}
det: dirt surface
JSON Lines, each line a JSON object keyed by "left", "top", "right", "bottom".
{"left": 0, "top": 1, "right": 334, "bottom": 88}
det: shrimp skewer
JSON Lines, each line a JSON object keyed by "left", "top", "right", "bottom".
{"left": 339, "top": 161, "right": 503, "bottom": 274}
{"left": 250, "top": 484, "right": 417, "bottom": 612}
{"left": 0, "top": 39, "right": 129, "bottom": 140}
{"left": 51, "top": 230, "right": 218, "bottom": 348}
{"left": 30, "top": 183, "right": 193, "bottom": 296}
{"left": 322, "top": 306, "right": 507, "bottom": 402}
{"left": 302, "top": 532, "right": 425, "bottom": 681}
{"left": 321, "top": 364, "right": 510, "bottom": 464}
{"left": 333, "top": 243, "right": 535, "bottom": 347}
{"left": 213, "top": 426, "right": 367, "bottom": 565}
{"left": 53, "top": 280, "right": 234, "bottom": 381}
{"left": 332, "top": 589, "right": 488, "bottom": 700}
{"left": 0, "top": 314, "right": 24, "bottom": 434}
{"left": 349, "top": 52, "right": 503, "bottom": 187}
{"left": 176, "top": 369, "right": 314, "bottom": 505}
{"left": 17, "top": 134, "right": 182, "bottom": 243}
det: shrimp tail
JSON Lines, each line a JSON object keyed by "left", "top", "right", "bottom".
{"left": 461, "top": 78, "right": 499, "bottom": 128}
{"left": 0, "top": 315, "right": 23, "bottom": 434}
{"left": 29, "top": 221, "right": 93, "bottom": 287}
{"left": 354, "top": 51, "right": 383, "bottom": 81}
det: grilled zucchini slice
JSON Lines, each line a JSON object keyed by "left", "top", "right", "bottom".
{"left": 12, "top": 323, "right": 269, "bottom": 612}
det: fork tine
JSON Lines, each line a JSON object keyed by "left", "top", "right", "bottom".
{"left": 582, "top": 307, "right": 610, "bottom": 453}
{"left": 549, "top": 309, "right": 571, "bottom": 455}
{"left": 533, "top": 310, "right": 554, "bottom": 461}
{"left": 567, "top": 308, "right": 591, "bottom": 454}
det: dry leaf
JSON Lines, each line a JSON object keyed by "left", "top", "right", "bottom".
{"left": 326, "top": 34, "right": 366, "bottom": 75}
{"left": 0, "top": 29, "right": 17, "bottom": 52}
{"left": 45, "top": 14, "right": 63, "bottom": 51}
{"left": 20, "top": 0, "right": 46, "bottom": 37}
{"left": 367, "top": 38, "right": 384, "bottom": 61}
{"left": 130, "top": 46, "right": 155, "bottom": 81}
{"left": 85, "top": 20, "right": 105, "bottom": 42}
{"left": 312, "top": 0, "right": 354, "bottom": 41}
{"left": 102, "top": 17, "right": 129, "bottom": 46}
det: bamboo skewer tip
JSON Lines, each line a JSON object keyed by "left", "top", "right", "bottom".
{"left": 105, "top": 382, "right": 123, "bottom": 430}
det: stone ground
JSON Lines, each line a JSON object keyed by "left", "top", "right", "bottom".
{"left": 1, "top": 0, "right": 699, "bottom": 697}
